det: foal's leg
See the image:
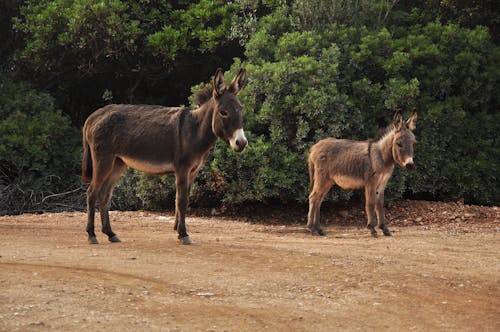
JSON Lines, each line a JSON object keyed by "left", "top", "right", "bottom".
{"left": 98, "top": 159, "right": 126, "bottom": 242}
{"left": 175, "top": 171, "right": 192, "bottom": 244}
{"left": 308, "top": 175, "right": 334, "bottom": 236}
{"left": 365, "top": 186, "right": 378, "bottom": 238}
{"left": 375, "top": 191, "right": 392, "bottom": 236}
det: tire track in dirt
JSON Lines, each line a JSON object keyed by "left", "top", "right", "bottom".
{"left": 0, "top": 261, "right": 303, "bottom": 331}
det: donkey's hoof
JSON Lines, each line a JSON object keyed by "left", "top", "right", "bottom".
{"left": 108, "top": 235, "right": 122, "bottom": 243}
{"left": 370, "top": 231, "right": 379, "bottom": 238}
{"left": 179, "top": 236, "right": 192, "bottom": 245}
{"left": 311, "top": 229, "right": 326, "bottom": 236}
{"left": 382, "top": 229, "right": 392, "bottom": 236}
{"left": 88, "top": 237, "right": 98, "bottom": 244}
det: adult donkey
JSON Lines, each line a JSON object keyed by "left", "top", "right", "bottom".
{"left": 82, "top": 68, "right": 247, "bottom": 245}
{"left": 307, "top": 110, "right": 417, "bottom": 237}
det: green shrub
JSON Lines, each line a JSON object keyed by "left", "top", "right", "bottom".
{"left": 0, "top": 80, "right": 80, "bottom": 188}
{"left": 112, "top": 169, "right": 176, "bottom": 211}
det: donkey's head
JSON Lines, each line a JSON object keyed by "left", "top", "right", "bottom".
{"left": 392, "top": 110, "right": 418, "bottom": 170}
{"left": 211, "top": 68, "right": 248, "bottom": 152}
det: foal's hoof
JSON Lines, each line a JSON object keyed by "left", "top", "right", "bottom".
{"left": 311, "top": 229, "right": 326, "bottom": 236}
{"left": 382, "top": 229, "right": 392, "bottom": 236}
{"left": 367, "top": 225, "right": 378, "bottom": 238}
{"left": 88, "top": 236, "right": 98, "bottom": 244}
{"left": 108, "top": 235, "right": 122, "bottom": 243}
{"left": 179, "top": 236, "right": 192, "bottom": 245}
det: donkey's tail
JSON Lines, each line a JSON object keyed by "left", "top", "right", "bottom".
{"left": 81, "top": 134, "right": 92, "bottom": 184}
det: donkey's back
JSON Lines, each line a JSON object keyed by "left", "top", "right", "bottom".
{"left": 84, "top": 104, "right": 187, "bottom": 146}
{"left": 83, "top": 104, "right": 190, "bottom": 174}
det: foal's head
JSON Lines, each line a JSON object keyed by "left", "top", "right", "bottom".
{"left": 211, "top": 68, "right": 248, "bottom": 152}
{"left": 392, "top": 110, "right": 418, "bottom": 170}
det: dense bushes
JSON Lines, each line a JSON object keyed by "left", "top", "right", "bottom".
{"left": 1, "top": 1, "right": 498, "bottom": 214}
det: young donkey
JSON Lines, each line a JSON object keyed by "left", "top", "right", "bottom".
{"left": 307, "top": 110, "right": 418, "bottom": 237}
{"left": 82, "top": 68, "right": 247, "bottom": 245}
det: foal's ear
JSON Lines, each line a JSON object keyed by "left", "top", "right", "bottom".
{"left": 213, "top": 68, "right": 226, "bottom": 97}
{"left": 228, "top": 68, "right": 247, "bottom": 95}
{"left": 406, "top": 110, "right": 418, "bottom": 131}
{"left": 393, "top": 109, "right": 404, "bottom": 131}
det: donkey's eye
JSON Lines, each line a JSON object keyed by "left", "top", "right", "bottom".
{"left": 219, "top": 109, "right": 229, "bottom": 117}
{"left": 397, "top": 142, "right": 403, "bottom": 147}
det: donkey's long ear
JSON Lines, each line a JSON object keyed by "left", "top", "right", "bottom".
{"left": 393, "top": 109, "right": 404, "bottom": 131}
{"left": 406, "top": 110, "right": 418, "bottom": 131}
{"left": 228, "top": 68, "right": 247, "bottom": 95}
{"left": 213, "top": 68, "right": 226, "bottom": 97}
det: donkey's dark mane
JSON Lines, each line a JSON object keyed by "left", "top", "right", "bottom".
{"left": 193, "top": 84, "right": 214, "bottom": 106}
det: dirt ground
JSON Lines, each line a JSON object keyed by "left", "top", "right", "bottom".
{"left": 0, "top": 200, "right": 498, "bottom": 331}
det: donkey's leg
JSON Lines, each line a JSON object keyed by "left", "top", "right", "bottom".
{"left": 173, "top": 209, "right": 179, "bottom": 231}
{"left": 86, "top": 155, "right": 118, "bottom": 244}
{"left": 86, "top": 183, "right": 99, "bottom": 244}
{"left": 174, "top": 167, "right": 200, "bottom": 232}
{"left": 175, "top": 171, "right": 191, "bottom": 244}
{"left": 365, "top": 187, "right": 378, "bottom": 238}
{"left": 98, "top": 159, "right": 126, "bottom": 242}
{"left": 375, "top": 191, "right": 392, "bottom": 236}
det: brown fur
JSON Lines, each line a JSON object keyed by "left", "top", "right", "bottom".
{"left": 307, "top": 110, "right": 418, "bottom": 237}
{"left": 81, "top": 68, "right": 247, "bottom": 244}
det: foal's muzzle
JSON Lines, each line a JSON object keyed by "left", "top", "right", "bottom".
{"left": 229, "top": 129, "right": 248, "bottom": 152}
{"left": 402, "top": 157, "right": 415, "bottom": 171}
{"left": 405, "top": 162, "right": 415, "bottom": 171}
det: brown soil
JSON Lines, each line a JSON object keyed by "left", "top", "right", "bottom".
{"left": 0, "top": 200, "right": 498, "bottom": 331}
